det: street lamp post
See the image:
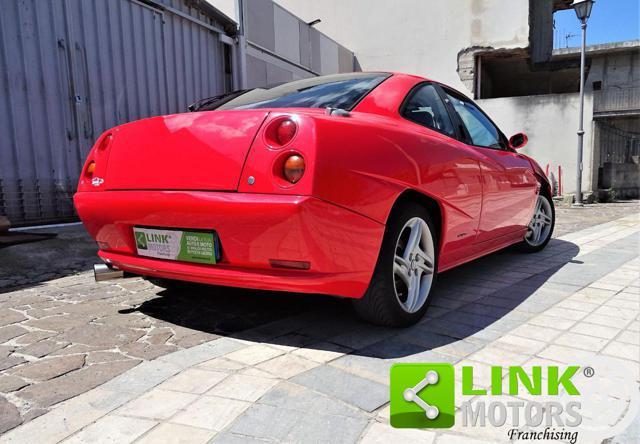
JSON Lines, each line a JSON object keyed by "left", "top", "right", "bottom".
{"left": 571, "top": 0, "right": 595, "bottom": 206}
{"left": 236, "top": 0, "right": 248, "bottom": 89}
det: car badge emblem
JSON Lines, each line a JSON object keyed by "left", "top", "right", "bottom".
{"left": 91, "top": 177, "right": 104, "bottom": 187}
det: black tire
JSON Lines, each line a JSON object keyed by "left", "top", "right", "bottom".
{"left": 353, "top": 203, "right": 438, "bottom": 327}
{"left": 517, "top": 192, "right": 555, "bottom": 253}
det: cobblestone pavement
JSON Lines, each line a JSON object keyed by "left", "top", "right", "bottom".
{"left": 0, "top": 204, "right": 638, "bottom": 442}
{"left": 0, "top": 231, "right": 331, "bottom": 433}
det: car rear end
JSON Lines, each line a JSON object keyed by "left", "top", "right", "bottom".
{"left": 74, "top": 73, "right": 390, "bottom": 298}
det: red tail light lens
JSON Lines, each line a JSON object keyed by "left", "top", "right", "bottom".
{"left": 84, "top": 133, "right": 112, "bottom": 178}
{"left": 264, "top": 117, "right": 298, "bottom": 148}
{"left": 276, "top": 119, "right": 296, "bottom": 146}
{"left": 283, "top": 154, "right": 305, "bottom": 183}
{"left": 98, "top": 133, "right": 113, "bottom": 150}
{"left": 85, "top": 161, "right": 96, "bottom": 177}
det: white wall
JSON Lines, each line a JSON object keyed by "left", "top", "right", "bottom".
{"left": 478, "top": 93, "right": 594, "bottom": 195}
{"left": 206, "top": 0, "right": 237, "bottom": 22}
{"left": 274, "top": 0, "right": 530, "bottom": 95}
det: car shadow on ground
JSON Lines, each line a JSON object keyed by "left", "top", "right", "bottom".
{"left": 133, "top": 238, "right": 581, "bottom": 359}
{"left": 0, "top": 226, "right": 97, "bottom": 293}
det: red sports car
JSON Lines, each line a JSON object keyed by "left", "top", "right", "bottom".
{"left": 74, "top": 72, "right": 554, "bottom": 327}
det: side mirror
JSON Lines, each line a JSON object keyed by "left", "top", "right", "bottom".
{"left": 509, "top": 133, "right": 528, "bottom": 150}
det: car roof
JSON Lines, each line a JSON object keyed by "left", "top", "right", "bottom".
{"left": 384, "top": 72, "right": 471, "bottom": 99}
{"left": 309, "top": 71, "right": 433, "bottom": 83}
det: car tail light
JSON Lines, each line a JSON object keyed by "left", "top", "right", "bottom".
{"left": 239, "top": 114, "right": 313, "bottom": 195}
{"left": 98, "top": 133, "right": 113, "bottom": 150}
{"left": 283, "top": 154, "right": 305, "bottom": 183}
{"left": 265, "top": 118, "right": 297, "bottom": 148}
{"left": 77, "top": 131, "right": 115, "bottom": 191}
{"left": 84, "top": 132, "right": 113, "bottom": 177}
{"left": 85, "top": 161, "right": 96, "bottom": 177}
{"left": 276, "top": 120, "right": 296, "bottom": 145}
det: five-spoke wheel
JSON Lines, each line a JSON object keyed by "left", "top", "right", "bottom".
{"left": 353, "top": 203, "right": 438, "bottom": 326}
{"left": 520, "top": 193, "right": 555, "bottom": 252}
{"left": 393, "top": 217, "right": 436, "bottom": 314}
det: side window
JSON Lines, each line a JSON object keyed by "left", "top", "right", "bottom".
{"left": 443, "top": 91, "right": 505, "bottom": 149}
{"left": 401, "top": 84, "right": 455, "bottom": 137}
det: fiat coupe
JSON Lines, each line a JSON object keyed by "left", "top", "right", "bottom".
{"left": 74, "top": 72, "right": 554, "bottom": 327}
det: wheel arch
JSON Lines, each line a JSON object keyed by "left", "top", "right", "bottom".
{"left": 525, "top": 155, "right": 552, "bottom": 199}
{"left": 387, "top": 189, "right": 444, "bottom": 253}
{"left": 535, "top": 172, "right": 553, "bottom": 199}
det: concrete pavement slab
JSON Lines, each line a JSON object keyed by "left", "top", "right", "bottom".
{"left": 136, "top": 423, "right": 215, "bottom": 444}
{"left": 290, "top": 365, "right": 388, "bottom": 412}
{"left": 170, "top": 395, "right": 250, "bottom": 431}
{"left": 62, "top": 415, "right": 156, "bottom": 444}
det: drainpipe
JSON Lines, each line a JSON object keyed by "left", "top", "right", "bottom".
{"left": 236, "top": 0, "right": 248, "bottom": 89}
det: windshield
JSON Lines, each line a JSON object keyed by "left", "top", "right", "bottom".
{"left": 216, "top": 73, "right": 390, "bottom": 111}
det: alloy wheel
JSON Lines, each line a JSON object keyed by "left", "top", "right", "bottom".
{"left": 392, "top": 217, "right": 435, "bottom": 313}
{"left": 525, "top": 195, "right": 553, "bottom": 247}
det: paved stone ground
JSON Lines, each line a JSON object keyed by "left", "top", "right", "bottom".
{"left": 553, "top": 200, "right": 640, "bottom": 237}
{"left": 0, "top": 203, "right": 638, "bottom": 443}
{"left": 0, "top": 230, "right": 331, "bottom": 433}
{"left": 0, "top": 224, "right": 96, "bottom": 290}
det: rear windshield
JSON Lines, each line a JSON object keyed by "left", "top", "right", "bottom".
{"left": 216, "top": 73, "right": 390, "bottom": 111}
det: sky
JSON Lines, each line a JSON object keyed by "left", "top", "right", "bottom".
{"left": 553, "top": 0, "right": 639, "bottom": 48}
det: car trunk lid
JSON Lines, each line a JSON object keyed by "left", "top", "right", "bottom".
{"left": 104, "top": 110, "right": 269, "bottom": 191}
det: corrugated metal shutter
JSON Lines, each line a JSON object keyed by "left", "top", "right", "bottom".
{"left": 0, "top": 0, "right": 232, "bottom": 226}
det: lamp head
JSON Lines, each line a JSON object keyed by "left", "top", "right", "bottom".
{"left": 572, "top": 0, "right": 595, "bottom": 22}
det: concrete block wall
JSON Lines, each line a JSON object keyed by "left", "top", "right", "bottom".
{"left": 245, "top": 0, "right": 355, "bottom": 86}
{"left": 478, "top": 93, "right": 595, "bottom": 195}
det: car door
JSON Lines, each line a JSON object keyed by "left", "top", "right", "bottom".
{"left": 438, "top": 86, "right": 538, "bottom": 243}
{"left": 399, "top": 83, "right": 484, "bottom": 267}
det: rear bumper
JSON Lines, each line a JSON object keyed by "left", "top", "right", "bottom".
{"left": 74, "top": 191, "right": 385, "bottom": 298}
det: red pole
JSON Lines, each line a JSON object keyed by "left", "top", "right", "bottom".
{"left": 558, "top": 165, "right": 563, "bottom": 195}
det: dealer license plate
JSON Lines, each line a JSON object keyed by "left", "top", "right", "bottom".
{"left": 133, "top": 227, "right": 219, "bottom": 264}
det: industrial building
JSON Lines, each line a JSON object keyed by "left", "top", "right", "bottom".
{"left": 0, "top": 0, "right": 353, "bottom": 226}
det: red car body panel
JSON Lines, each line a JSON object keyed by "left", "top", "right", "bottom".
{"left": 101, "top": 111, "right": 269, "bottom": 191}
{"left": 75, "top": 73, "right": 546, "bottom": 298}
{"left": 75, "top": 191, "right": 383, "bottom": 297}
